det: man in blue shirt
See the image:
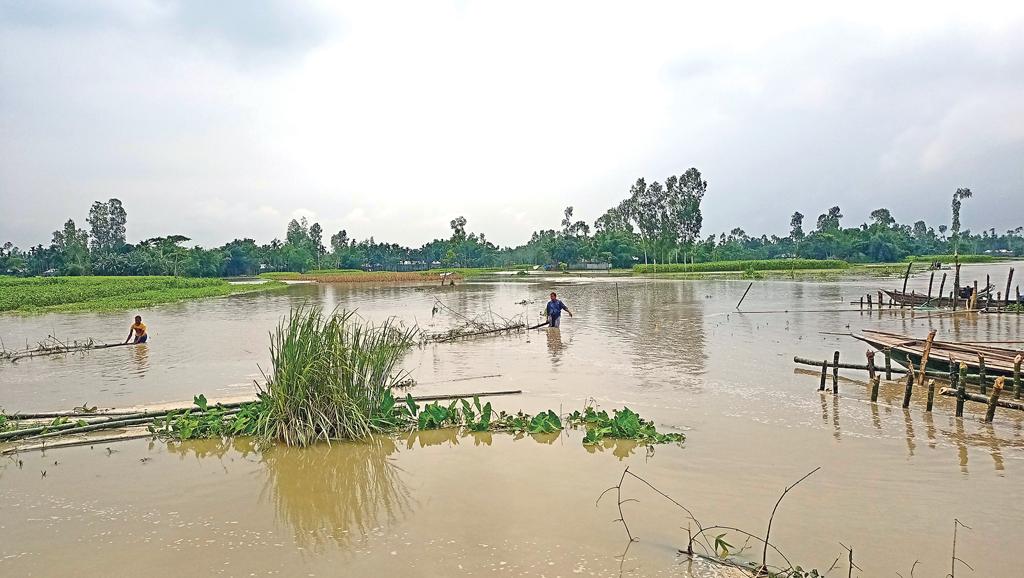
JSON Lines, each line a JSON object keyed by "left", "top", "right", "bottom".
{"left": 545, "top": 292, "right": 572, "bottom": 327}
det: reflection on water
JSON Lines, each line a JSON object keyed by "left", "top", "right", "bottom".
{"left": 127, "top": 343, "right": 150, "bottom": 377}
{"left": 545, "top": 327, "right": 568, "bottom": 363}
{"left": 260, "top": 437, "right": 410, "bottom": 552}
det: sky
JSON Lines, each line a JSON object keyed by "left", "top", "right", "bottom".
{"left": 2, "top": 0, "right": 1023, "bottom": 249}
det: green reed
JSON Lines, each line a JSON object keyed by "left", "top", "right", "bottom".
{"left": 257, "top": 306, "right": 416, "bottom": 446}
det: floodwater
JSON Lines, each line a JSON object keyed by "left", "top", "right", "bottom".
{"left": 2, "top": 263, "right": 1023, "bottom": 576}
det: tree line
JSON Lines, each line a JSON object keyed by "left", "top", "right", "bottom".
{"left": 2, "top": 174, "right": 1021, "bottom": 277}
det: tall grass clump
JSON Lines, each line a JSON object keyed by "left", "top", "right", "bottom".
{"left": 258, "top": 306, "right": 416, "bottom": 446}
{"left": 633, "top": 259, "right": 848, "bottom": 274}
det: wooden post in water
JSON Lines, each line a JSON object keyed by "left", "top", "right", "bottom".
{"left": 832, "top": 351, "right": 840, "bottom": 394}
{"left": 985, "top": 377, "right": 1005, "bottom": 423}
{"left": 903, "top": 365, "right": 915, "bottom": 408}
{"left": 870, "top": 376, "right": 880, "bottom": 402}
{"left": 884, "top": 348, "right": 893, "bottom": 380}
{"left": 926, "top": 379, "right": 936, "bottom": 412}
{"left": 918, "top": 330, "right": 937, "bottom": 377}
{"left": 949, "top": 356, "right": 959, "bottom": 393}
{"left": 927, "top": 271, "right": 935, "bottom": 301}
{"left": 736, "top": 282, "right": 753, "bottom": 310}
{"left": 866, "top": 293, "right": 873, "bottom": 309}
{"left": 985, "top": 275, "right": 991, "bottom": 311}
{"left": 615, "top": 283, "right": 620, "bottom": 310}
{"left": 900, "top": 262, "right": 912, "bottom": 308}
{"left": 938, "top": 273, "right": 947, "bottom": 305}
{"left": 1014, "top": 354, "right": 1022, "bottom": 400}
{"left": 866, "top": 350, "right": 876, "bottom": 381}
{"left": 953, "top": 262, "right": 961, "bottom": 311}
{"left": 972, "top": 280, "right": 979, "bottom": 310}
{"left": 819, "top": 359, "right": 828, "bottom": 391}
{"left": 955, "top": 363, "right": 968, "bottom": 417}
{"left": 1006, "top": 268, "right": 1015, "bottom": 307}
{"left": 859, "top": 296, "right": 863, "bottom": 311}
{"left": 978, "top": 353, "right": 987, "bottom": 395}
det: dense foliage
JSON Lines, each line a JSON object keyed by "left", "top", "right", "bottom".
{"left": 2, "top": 181, "right": 1020, "bottom": 277}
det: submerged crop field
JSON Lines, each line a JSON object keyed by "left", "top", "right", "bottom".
{"left": 0, "top": 276, "right": 282, "bottom": 313}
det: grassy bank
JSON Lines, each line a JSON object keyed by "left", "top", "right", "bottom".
{"left": 634, "top": 258, "right": 849, "bottom": 274}
{"left": 261, "top": 270, "right": 457, "bottom": 283}
{"left": 262, "top": 266, "right": 532, "bottom": 282}
{"left": 903, "top": 254, "right": 995, "bottom": 263}
{"left": 0, "top": 276, "right": 284, "bottom": 313}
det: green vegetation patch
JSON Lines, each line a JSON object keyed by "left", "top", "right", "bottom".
{"left": 0, "top": 276, "right": 283, "bottom": 313}
{"left": 903, "top": 254, "right": 994, "bottom": 263}
{"left": 150, "top": 307, "right": 684, "bottom": 449}
{"left": 634, "top": 259, "right": 849, "bottom": 274}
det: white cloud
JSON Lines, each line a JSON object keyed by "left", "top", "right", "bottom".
{"left": 1, "top": 0, "right": 1023, "bottom": 248}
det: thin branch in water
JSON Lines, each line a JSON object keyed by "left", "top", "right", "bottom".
{"left": 761, "top": 467, "right": 821, "bottom": 571}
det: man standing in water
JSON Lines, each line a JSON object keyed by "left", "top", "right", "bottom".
{"left": 125, "top": 315, "right": 148, "bottom": 344}
{"left": 545, "top": 292, "right": 572, "bottom": 327}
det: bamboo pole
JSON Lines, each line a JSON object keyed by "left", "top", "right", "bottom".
{"left": 978, "top": 353, "right": 987, "bottom": 395}
{"left": 955, "top": 363, "right": 967, "bottom": 417}
{"left": 736, "top": 282, "right": 753, "bottom": 310}
{"left": 985, "top": 377, "right": 1005, "bottom": 422}
{"left": 819, "top": 360, "right": 828, "bottom": 391}
{"left": 985, "top": 275, "right": 991, "bottom": 311}
{"left": 866, "top": 350, "right": 876, "bottom": 381}
{"left": 1014, "top": 354, "right": 1022, "bottom": 400}
{"left": 1006, "top": 268, "right": 1015, "bottom": 306}
{"left": 940, "top": 387, "right": 1024, "bottom": 412}
{"left": 953, "top": 263, "right": 961, "bottom": 311}
{"left": 938, "top": 272, "right": 947, "bottom": 305}
{"left": 866, "top": 293, "right": 873, "bottom": 309}
{"left": 918, "top": 329, "right": 937, "bottom": 378}
{"left": 615, "top": 283, "right": 620, "bottom": 310}
{"left": 870, "top": 376, "right": 880, "bottom": 402}
{"left": 900, "top": 262, "right": 913, "bottom": 308}
{"left": 902, "top": 365, "right": 915, "bottom": 408}
{"left": 884, "top": 348, "right": 893, "bottom": 380}
{"left": 832, "top": 351, "right": 840, "bottom": 394}
{"left": 927, "top": 271, "right": 935, "bottom": 301}
{"left": 878, "top": 291, "right": 884, "bottom": 310}
{"left": 926, "top": 379, "right": 936, "bottom": 412}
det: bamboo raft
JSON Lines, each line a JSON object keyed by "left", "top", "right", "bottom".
{"left": 854, "top": 329, "right": 1023, "bottom": 377}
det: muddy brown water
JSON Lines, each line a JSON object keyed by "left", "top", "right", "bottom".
{"left": 2, "top": 264, "right": 1023, "bottom": 576}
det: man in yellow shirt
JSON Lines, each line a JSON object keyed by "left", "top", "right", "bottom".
{"left": 125, "top": 315, "right": 148, "bottom": 344}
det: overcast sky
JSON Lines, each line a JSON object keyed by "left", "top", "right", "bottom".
{"left": 2, "top": 0, "right": 1023, "bottom": 248}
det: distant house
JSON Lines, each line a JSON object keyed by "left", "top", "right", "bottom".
{"left": 569, "top": 262, "right": 612, "bottom": 271}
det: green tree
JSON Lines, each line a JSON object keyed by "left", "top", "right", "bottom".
{"left": 51, "top": 219, "right": 90, "bottom": 274}
{"left": 951, "top": 187, "right": 973, "bottom": 254}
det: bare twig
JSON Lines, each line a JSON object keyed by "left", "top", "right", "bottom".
{"left": 762, "top": 467, "right": 821, "bottom": 570}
